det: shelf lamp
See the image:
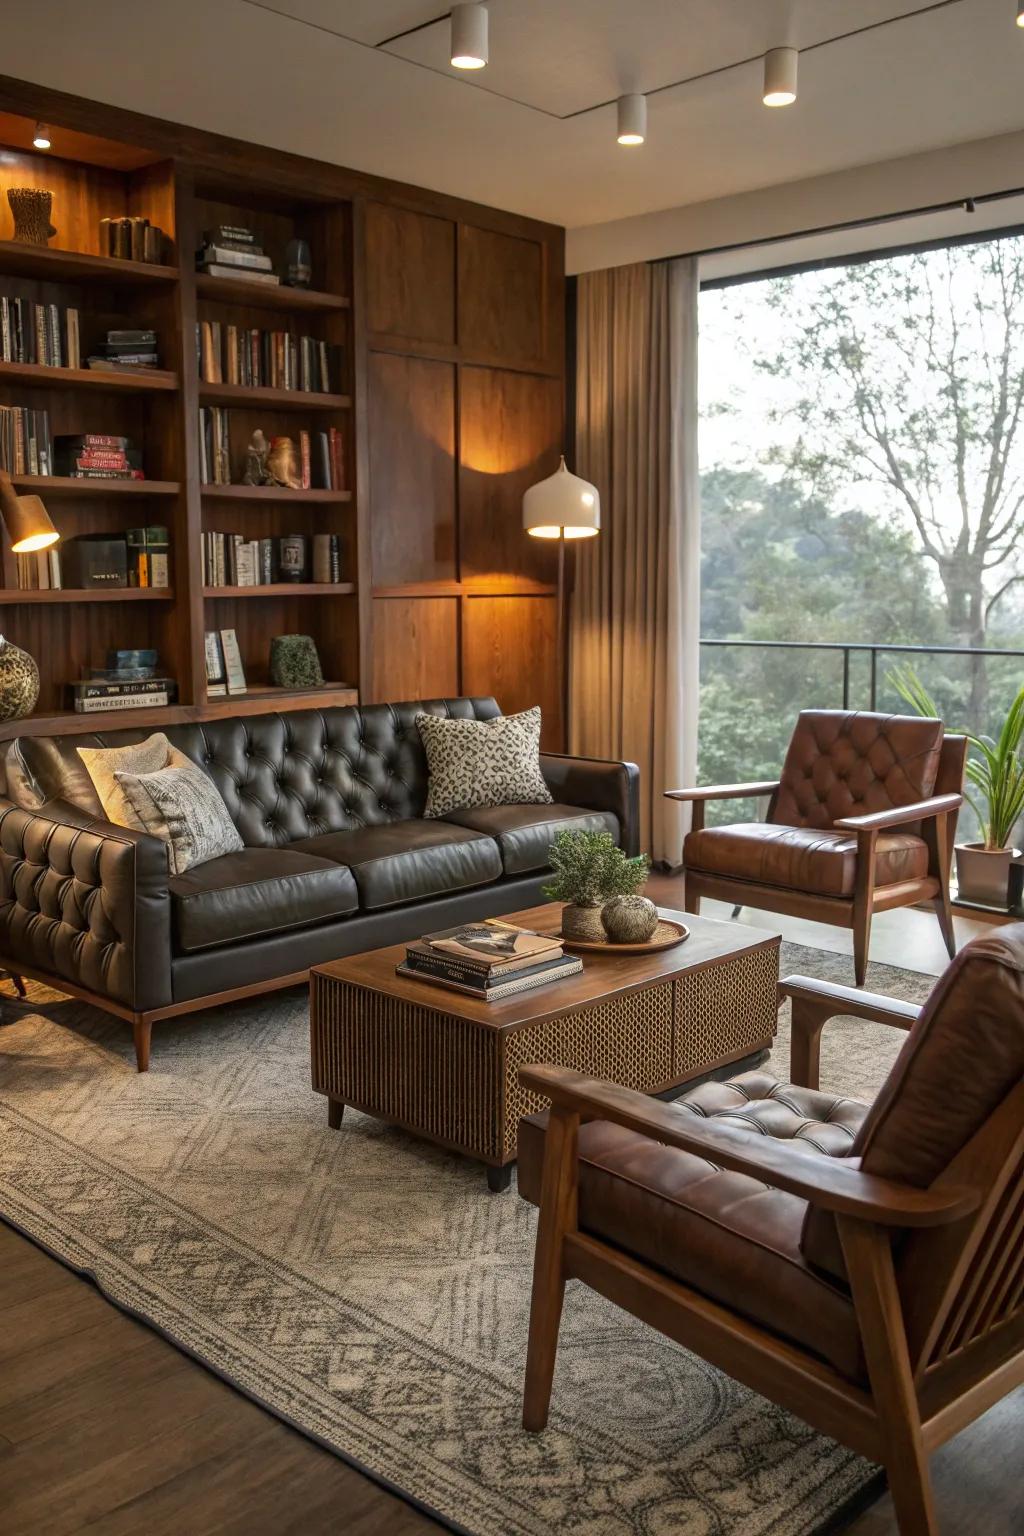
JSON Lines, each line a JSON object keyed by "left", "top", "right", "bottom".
{"left": 523, "top": 456, "right": 600, "bottom": 741}
{"left": 0, "top": 469, "right": 59, "bottom": 553}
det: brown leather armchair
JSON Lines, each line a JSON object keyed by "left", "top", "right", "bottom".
{"left": 517, "top": 924, "right": 1024, "bottom": 1536}
{"left": 667, "top": 709, "right": 967, "bottom": 985}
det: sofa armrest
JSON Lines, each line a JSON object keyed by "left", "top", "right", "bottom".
{"left": 0, "top": 796, "right": 173, "bottom": 1012}
{"left": 540, "top": 753, "right": 641, "bottom": 856}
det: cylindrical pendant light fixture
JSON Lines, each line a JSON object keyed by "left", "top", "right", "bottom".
{"left": 763, "top": 47, "right": 798, "bottom": 106}
{"left": 32, "top": 122, "right": 51, "bottom": 150}
{"left": 1017, "top": 1, "right": 1024, "bottom": 26}
{"left": 616, "top": 93, "right": 647, "bottom": 146}
{"left": 0, "top": 471, "right": 58, "bottom": 553}
{"left": 451, "top": 3, "right": 488, "bottom": 69}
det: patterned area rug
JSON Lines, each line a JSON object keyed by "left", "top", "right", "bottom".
{"left": 0, "top": 941, "right": 933, "bottom": 1536}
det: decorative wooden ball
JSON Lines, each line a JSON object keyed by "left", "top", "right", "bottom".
{"left": 601, "top": 894, "right": 659, "bottom": 944}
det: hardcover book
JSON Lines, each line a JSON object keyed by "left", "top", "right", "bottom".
{"left": 423, "top": 922, "right": 562, "bottom": 967}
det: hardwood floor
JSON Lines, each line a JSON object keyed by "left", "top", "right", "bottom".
{"left": 1, "top": 889, "right": 1020, "bottom": 1534}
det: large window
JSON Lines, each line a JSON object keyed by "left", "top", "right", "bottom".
{"left": 698, "top": 231, "right": 1024, "bottom": 831}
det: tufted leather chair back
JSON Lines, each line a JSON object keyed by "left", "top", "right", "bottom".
{"left": 2, "top": 697, "right": 501, "bottom": 847}
{"left": 802, "top": 924, "right": 1024, "bottom": 1283}
{"left": 770, "top": 709, "right": 944, "bottom": 830}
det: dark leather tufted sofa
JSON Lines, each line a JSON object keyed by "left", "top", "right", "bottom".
{"left": 0, "top": 696, "right": 639, "bottom": 1069}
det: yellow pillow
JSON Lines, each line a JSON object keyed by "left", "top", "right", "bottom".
{"left": 77, "top": 733, "right": 192, "bottom": 831}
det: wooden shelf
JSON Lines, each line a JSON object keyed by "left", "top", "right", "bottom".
{"left": 0, "top": 240, "right": 179, "bottom": 287}
{"left": 200, "top": 483, "right": 350, "bottom": 503}
{"left": 0, "top": 684, "right": 360, "bottom": 742}
{"left": 204, "top": 583, "right": 355, "bottom": 598}
{"left": 195, "top": 274, "right": 349, "bottom": 313}
{"left": 10, "top": 475, "right": 180, "bottom": 497}
{"left": 197, "top": 381, "right": 350, "bottom": 411}
{"left": 202, "top": 684, "right": 359, "bottom": 716}
{"left": 0, "top": 361, "right": 179, "bottom": 393}
{"left": 0, "top": 586, "right": 174, "bottom": 604}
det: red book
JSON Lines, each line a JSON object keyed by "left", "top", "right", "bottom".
{"left": 72, "top": 452, "right": 130, "bottom": 468}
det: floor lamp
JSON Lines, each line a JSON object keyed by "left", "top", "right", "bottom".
{"left": 522, "top": 455, "right": 600, "bottom": 746}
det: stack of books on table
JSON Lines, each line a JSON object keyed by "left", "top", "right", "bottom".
{"left": 196, "top": 225, "right": 280, "bottom": 286}
{"left": 396, "top": 921, "right": 582, "bottom": 1001}
{"left": 53, "top": 433, "right": 144, "bottom": 481}
{"left": 69, "top": 650, "right": 177, "bottom": 714}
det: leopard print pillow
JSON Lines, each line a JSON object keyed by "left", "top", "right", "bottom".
{"left": 416, "top": 707, "right": 553, "bottom": 819}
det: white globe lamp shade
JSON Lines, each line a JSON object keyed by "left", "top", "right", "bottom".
{"left": 523, "top": 457, "right": 600, "bottom": 539}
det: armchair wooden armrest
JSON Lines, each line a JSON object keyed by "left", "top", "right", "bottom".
{"left": 779, "top": 973, "right": 922, "bottom": 1092}
{"left": 519, "top": 1064, "right": 977, "bottom": 1227}
{"left": 665, "top": 780, "right": 780, "bottom": 803}
{"left": 833, "top": 793, "right": 962, "bottom": 833}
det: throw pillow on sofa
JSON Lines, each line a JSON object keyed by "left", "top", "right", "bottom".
{"left": 114, "top": 758, "right": 243, "bottom": 874}
{"left": 78, "top": 732, "right": 193, "bottom": 832}
{"left": 416, "top": 706, "right": 553, "bottom": 818}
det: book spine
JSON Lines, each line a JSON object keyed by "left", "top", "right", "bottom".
{"left": 299, "top": 430, "right": 311, "bottom": 491}
{"left": 74, "top": 692, "right": 170, "bottom": 714}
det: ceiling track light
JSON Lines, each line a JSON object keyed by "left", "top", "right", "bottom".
{"left": 32, "top": 121, "right": 51, "bottom": 150}
{"left": 450, "top": 3, "right": 488, "bottom": 69}
{"left": 1017, "top": 2, "right": 1024, "bottom": 27}
{"left": 617, "top": 93, "right": 647, "bottom": 146}
{"left": 763, "top": 47, "right": 798, "bottom": 107}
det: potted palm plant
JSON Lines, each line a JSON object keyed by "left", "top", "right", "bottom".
{"left": 889, "top": 667, "right": 1024, "bottom": 909}
{"left": 543, "top": 829, "right": 650, "bottom": 942}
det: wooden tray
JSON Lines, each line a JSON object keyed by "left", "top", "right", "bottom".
{"left": 560, "top": 917, "right": 690, "bottom": 955}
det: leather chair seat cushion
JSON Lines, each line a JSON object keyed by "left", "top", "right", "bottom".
{"left": 518, "top": 1107, "right": 865, "bottom": 1383}
{"left": 442, "top": 804, "right": 620, "bottom": 875}
{"left": 291, "top": 819, "right": 502, "bottom": 911}
{"left": 673, "top": 1070, "right": 870, "bottom": 1155}
{"left": 684, "top": 822, "right": 929, "bottom": 897}
{"left": 170, "top": 848, "right": 358, "bottom": 954}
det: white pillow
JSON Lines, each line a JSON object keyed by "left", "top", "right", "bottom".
{"left": 78, "top": 733, "right": 192, "bottom": 831}
{"left": 416, "top": 706, "right": 553, "bottom": 819}
{"left": 114, "top": 758, "right": 243, "bottom": 874}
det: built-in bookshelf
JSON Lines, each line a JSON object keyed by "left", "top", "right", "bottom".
{"left": 0, "top": 121, "right": 359, "bottom": 737}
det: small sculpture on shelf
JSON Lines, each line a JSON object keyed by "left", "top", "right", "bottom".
{"left": 8, "top": 187, "right": 56, "bottom": 246}
{"left": 242, "top": 428, "right": 270, "bottom": 486}
{"left": 0, "top": 635, "right": 40, "bottom": 721}
{"left": 270, "top": 635, "right": 324, "bottom": 690}
{"left": 266, "top": 435, "right": 302, "bottom": 490}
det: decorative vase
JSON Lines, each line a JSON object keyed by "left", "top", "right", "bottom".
{"left": 0, "top": 635, "right": 40, "bottom": 721}
{"left": 602, "top": 894, "right": 659, "bottom": 943}
{"left": 8, "top": 188, "right": 56, "bottom": 246}
{"left": 269, "top": 634, "right": 324, "bottom": 689}
{"left": 954, "top": 843, "right": 1022, "bottom": 910}
{"left": 560, "top": 902, "right": 606, "bottom": 943}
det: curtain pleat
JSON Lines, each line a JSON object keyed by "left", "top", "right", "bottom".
{"left": 570, "top": 259, "right": 700, "bottom": 865}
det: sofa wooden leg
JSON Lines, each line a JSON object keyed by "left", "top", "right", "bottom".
{"left": 523, "top": 1105, "right": 579, "bottom": 1432}
{"left": 327, "top": 1096, "right": 344, "bottom": 1129}
{"left": 132, "top": 1018, "right": 152, "bottom": 1073}
{"left": 839, "top": 1218, "right": 939, "bottom": 1536}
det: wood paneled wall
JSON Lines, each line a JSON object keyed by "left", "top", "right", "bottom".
{"left": 362, "top": 205, "right": 565, "bottom": 746}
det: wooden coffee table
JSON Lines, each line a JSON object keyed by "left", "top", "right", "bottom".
{"left": 309, "top": 904, "right": 780, "bottom": 1190}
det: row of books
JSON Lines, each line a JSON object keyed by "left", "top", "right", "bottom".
{"left": 197, "top": 321, "right": 339, "bottom": 393}
{"left": 395, "top": 922, "right": 581, "bottom": 1002}
{"left": 197, "top": 224, "right": 280, "bottom": 287}
{"left": 203, "top": 531, "right": 343, "bottom": 587}
{"left": 26, "top": 530, "right": 170, "bottom": 591}
{"left": 15, "top": 548, "right": 63, "bottom": 591}
{"left": 0, "top": 406, "right": 53, "bottom": 475}
{"left": 0, "top": 296, "right": 80, "bottom": 368}
{"left": 205, "top": 628, "right": 247, "bottom": 697}
{"left": 197, "top": 409, "right": 346, "bottom": 490}
{"left": 100, "top": 216, "right": 166, "bottom": 265}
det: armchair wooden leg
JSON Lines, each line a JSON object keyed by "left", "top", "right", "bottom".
{"left": 852, "top": 830, "right": 877, "bottom": 988}
{"left": 839, "top": 1217, "right": 938, "bottom": 1536}
{"left": 132, "top": 1018, "right": 152, "bottom": 1073}
{"left": 789, "top": 998, "right": 829, "bottom": 1090}
{"left": 523, "top": 1105, "right": 579, "bottom": 1432}
{"left": 928, "top": 813, "right": 957, "bottom": 962}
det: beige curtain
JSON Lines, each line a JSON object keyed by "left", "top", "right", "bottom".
{"left": 570, "top": 258, "right": 700, "bottom": 865}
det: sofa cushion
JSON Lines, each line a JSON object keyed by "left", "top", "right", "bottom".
{"left": 518, "top": 1099, "right": 865, "bottom": 1384}
{"left": 684, "top": 822, "right": 929, "bottom": 898}
{"left": 291, "top": 819, "right": 502, "bottom": 912}
{"left": 417, "top": 706, "right": 553, "bottom": 819}
{"left": 170, "top": 848, "right": 358, "bottom": 954}
{"left": 442, "top": 803, "right": 620, "bottom": 876}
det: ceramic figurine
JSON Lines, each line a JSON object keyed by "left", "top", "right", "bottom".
{"left": 602, "top": 894, "right": 659, "bottom": 944}
{"left": 8, "top": 188, "right": 55, "bottom": 246}
{"left": 0, "top": 635, "right": 40, "bottom": 721}
{"left": 266, "top": 435, "right": 302, "bottom": 490}
{"left": 242, "top": 429, "right": 270, "bottom": 485}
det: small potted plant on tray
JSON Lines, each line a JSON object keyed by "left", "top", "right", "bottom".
{"left": 890, "top": 668, "right": 1024, "bottom": 910}
{"left": 543, "top": 828, "right": 651, "bottom": 942}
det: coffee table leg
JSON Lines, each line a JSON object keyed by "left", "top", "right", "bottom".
{"left": 327, "top": 1097, "right": 345, "bottom": 1130}
{"left": 486, "top": 1163, "right": 513, "bottom": 1193}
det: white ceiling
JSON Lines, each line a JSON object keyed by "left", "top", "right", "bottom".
{"left": 5, "top": 0, "right": 1024, "bottom": 232}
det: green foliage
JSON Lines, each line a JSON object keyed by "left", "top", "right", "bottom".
{"left": 886, "top": 662, "right": 1024, "bottom": 849}
{"left": 542, "top": 830, "right": 650, "bottom": 907}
